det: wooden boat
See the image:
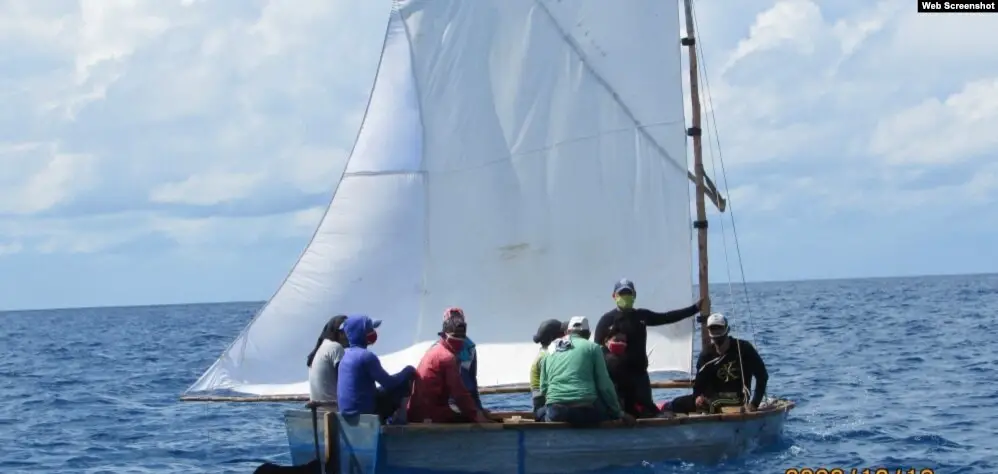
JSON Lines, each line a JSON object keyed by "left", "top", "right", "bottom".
{"left": 181, "top": 0, "right": 794, "bottom": 471}
{"left": 284, "top": 402, "right": 794, "bottom": 473}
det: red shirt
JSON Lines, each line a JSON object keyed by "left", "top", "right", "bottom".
{"left": 406, "top": 337, "right": 479, "bottom": 423}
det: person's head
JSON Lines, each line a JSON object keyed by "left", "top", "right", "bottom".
{"left": 612, "top": 279, "right": 636, "bottom": 310}
{"left": 326, "top": 314, "right": 349, "bottom": 345}
{"left": 441, "top": 307, "right": 468, "bottom": 350}
{"left": 532, "top": 319, "right": 564, "bottom": 348}
{"left": 342, "top": 314, "right": 382, "bottom": 348}
{"left": 605, "top": 331, "right": 628, "bottom": 356}
{"left": 565, "top": 316, "right": 591, "bottom": 340}
{"left": 705, "top": 313, "right": 730, "bottom": 350}
{"left": 306, "top": 314, "right": 349, "bottom": 367}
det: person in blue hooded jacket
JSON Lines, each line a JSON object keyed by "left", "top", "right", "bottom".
{"left": 336, "top": 315, "right": 416, "bottom": 423}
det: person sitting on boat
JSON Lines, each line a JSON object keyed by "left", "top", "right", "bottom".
{"left": 539, "top": 316, "right": 635, "bottom": 427}
{"left": 665, "top": 313, "right": 768, "bottom": 414}
{"left": 593, "top": 278, "right": 704, "bottom": 418}
{"left": 337, "top": 315, "right": 416, "bottom": 424}
{"left": 406, "top": 314, "right": 492, "bottom": 424}
{"left": 441, "top": 307, "right": 487, "bottom": 414}
{"left": 306, "top": 314, "right": 349, "bottom": 407}
{"left": 600, "top": 330, "right": 652, "bottom": 418}
{"left": 529, "top": 318, "right": 566, "bottom": 421}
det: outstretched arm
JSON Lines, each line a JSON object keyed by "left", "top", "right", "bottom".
{"left": 641, "top": 303, "right": 700, "bottom": 327}
{"left": 445, "top": 360, "right": 480, "bottom": 418}
{"left": 466, "top": 351, "right": 484, "bottom": 410}
{"left": 364, "top": 353, "right": 411, "bottom": 390}
{"left": 741, "top": 342, "right": 768, "bottom": 407}
{"left": 591, "top": 346, "right": 623, "bottom": 417}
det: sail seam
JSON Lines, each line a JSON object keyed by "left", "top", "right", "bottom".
{"left": 181, "top": 1, "right": 398, "bottom": 396}
{"left": 343, "top": 170, "right": 425, "bottom": 178}
{"left": 531, "top": 0, "right": 687, "bottom": 175}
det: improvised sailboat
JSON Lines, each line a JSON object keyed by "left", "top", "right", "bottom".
{"left": 181, "top": 0, "right": 794, "bottom": 472}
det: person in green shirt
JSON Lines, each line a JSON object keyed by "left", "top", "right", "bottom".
{"left": 538, "top": 316, "right": 636, "bottom": 427}
{"left": 529, "top": 319, "right": 565, "bottom": 420}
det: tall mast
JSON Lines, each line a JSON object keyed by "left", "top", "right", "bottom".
{"left": 681, "top": 0, "right": 711, "bottom": 350}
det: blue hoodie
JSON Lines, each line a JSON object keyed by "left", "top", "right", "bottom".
{"left": 336, "top": 315, "right": 414, "bottom": 416}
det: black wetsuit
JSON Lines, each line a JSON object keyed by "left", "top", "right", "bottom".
{"left": 670, "top": 337, "right": 768, "bottom": 413}
{"left": 593, "top": 304, "right": 700, "bottom": 416}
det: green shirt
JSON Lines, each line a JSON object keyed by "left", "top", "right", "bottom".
{"left": 539, "top": 335, "right": 622, "bottom": 416}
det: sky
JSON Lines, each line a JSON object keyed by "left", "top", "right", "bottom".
{"left": 1, "top": 0, "right": 996, "bottom": 311}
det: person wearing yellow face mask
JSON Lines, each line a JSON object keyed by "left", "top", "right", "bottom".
{"left": 592, "top": 279, "right": 705, "bottom": 418}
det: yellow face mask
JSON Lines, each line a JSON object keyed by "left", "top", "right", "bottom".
{"left": 614, "top": 294, "right": 635, "bottom": 309}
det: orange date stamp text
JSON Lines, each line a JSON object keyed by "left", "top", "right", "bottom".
{"left": 785, "top": 469, "right": 935, "bottom": 474}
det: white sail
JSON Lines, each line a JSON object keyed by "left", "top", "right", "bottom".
{"left": 186, "top": 0, "right": 694, "bottom": 398}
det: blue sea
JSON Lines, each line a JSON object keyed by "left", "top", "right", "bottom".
{"left": 2, "top": 274, "right": 996, "bottom": 473}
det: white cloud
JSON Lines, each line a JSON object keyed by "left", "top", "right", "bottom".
{"left": 869, "top": 78, "right": 998, "bottom": 166}
{"left": 149, "top": 171, "right": 265, "bottom": 206}
{"left": 0, "top": 141, "right": 98, "bottom": 214}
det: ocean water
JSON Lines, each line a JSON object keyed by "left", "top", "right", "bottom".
{"left": 1, "top": 274, "right": 996, "bottom": 473}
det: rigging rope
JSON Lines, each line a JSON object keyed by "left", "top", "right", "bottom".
{"left": 689, "top": 0, "right": 760, "bottom": 346}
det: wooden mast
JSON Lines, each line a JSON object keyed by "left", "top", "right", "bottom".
{"left": 681, "top": 0, "right": 711, "bottom": 350}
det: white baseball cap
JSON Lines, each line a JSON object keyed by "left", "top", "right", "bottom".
{"left": 566, "top": 316, "right": 590, "bottom": 332}
{"left": 705, "top": 313, "right": 729, "bottom": 338}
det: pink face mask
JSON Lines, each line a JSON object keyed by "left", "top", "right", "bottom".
{"left": 607, "top": 341, "right": 627, "bottom": 356}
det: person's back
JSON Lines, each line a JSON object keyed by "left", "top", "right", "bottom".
{"left": 337, "top": 315, "right": 415, "bottom": 419}
{"left": 309, "top": 339, "right": 345, "bottom": 402}
{"left": 307, "top": 315, "right": 348, "bottom": 405}
{"left": 540, "top": 316, "right": 629, "bottom": 426}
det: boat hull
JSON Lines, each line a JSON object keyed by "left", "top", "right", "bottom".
{"left": 285, "top": 401, "right": 792, "bottom": 473}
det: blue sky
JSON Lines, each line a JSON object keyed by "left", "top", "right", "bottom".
{"left": 1, "top": 0, "right": 996, "bottom": 311}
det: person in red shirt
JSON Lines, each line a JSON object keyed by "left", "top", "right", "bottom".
{"left": 406, "top": 314, "right": 492, "bottom": 424}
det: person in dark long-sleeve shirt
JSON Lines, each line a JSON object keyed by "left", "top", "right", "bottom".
{"left": 593, "top": 278, "right": 703, "bottom": 418}
{"left": 668, "top": 313, "right": 768, "bottom": 413}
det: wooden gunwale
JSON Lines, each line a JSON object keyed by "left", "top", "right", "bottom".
{"left": 180, "top": 379, "right": 694, "bottom": 402}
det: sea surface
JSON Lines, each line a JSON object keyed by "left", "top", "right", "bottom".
{"left": 1, "top": 274, "right": 996, "bottom": 473}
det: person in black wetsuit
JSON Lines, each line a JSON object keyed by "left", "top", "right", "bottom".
{"left": 592, "top": 278, "right": 704, "bottom": 418}
{"left": 666, "top": 313, "right": 768, "bottom": 414}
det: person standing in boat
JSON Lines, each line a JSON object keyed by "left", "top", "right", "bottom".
{"left": 592, "top": 278, "right": 704, "bottom": 418}
{"left": 306, "top": 314, "right": 349, "bottom": 406}
{"left": 441, "top": 307, "right": 486, "bottom": 414}
{"left": 337, "top": 315, "right": 416, "bottom": 424}
{"left": 539, "top": 316, "right": 635, "bottom": 427}
{"left": 665, "top": 313, "right": 768, "bottom": 414}
{"left": 406, "top": 313, "right": 492, "bottom": 423}
{"left": 529, "top": 319, "right": 566, "bottom": 420}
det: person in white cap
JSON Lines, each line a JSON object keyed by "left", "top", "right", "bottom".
{"left": 664, "top": 313, "right": 768, "bottom": 414}
{"left": 593, "top": 278, "right": 705, "bottom": 418}
{"left": 538, "top": 316, "right": 635, "bottom": 427}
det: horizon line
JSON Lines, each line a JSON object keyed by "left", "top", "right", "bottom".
{"left": 2, "top": 270, "right": 994, "bottom": 314}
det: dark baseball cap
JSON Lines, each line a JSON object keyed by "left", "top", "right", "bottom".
{"left": 613, "top": 279, "right": 635, "bottom": 294}
{"left": 533, "top": 319, "right": 564, "bottom": 345}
